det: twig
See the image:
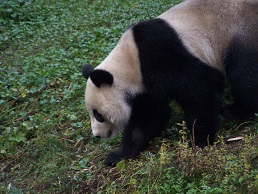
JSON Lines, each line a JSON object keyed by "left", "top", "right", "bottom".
{"left": 13, "top": 111, "right": 35, "bottom": 125}
{"left": 190, "top": 119, "right": 197, "bottom": 151}
{"left": 0, "top": 161, "right": 13, "bottom": 174}
{"left": 235, "top": 121, "right": 251, "bottom": 131}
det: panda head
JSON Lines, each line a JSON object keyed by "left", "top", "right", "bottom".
{"left": 82, "top": 64, "right": 132, "bottom": 139}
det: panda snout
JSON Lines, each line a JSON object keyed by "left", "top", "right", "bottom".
{"left": 93, "top": 129, "right": 112, "bottom": 139}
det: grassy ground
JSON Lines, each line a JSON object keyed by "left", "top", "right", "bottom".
{"left": 0, "top": 0, "right": 257, "bottom": 193}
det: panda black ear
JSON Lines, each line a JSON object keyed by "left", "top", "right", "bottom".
{"left": 90, "top": 69, "right": 114, "bottom": 88}
{"left": 82, "top": 64, "right": 94, "bottom": 79}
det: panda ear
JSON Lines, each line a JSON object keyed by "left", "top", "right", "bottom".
{"left": 82, "top": 64, "right": 94, "bottom": 79}
{"left": 90, "top": 69, "right": 114, "bottom": 88}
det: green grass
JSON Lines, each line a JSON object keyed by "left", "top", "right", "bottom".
{"left": 0, "top": 0, "right": 257, "bottom": 193}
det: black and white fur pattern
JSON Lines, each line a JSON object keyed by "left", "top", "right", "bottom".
{"left": 83, "top": 0, "right": 258, "bottom": 166}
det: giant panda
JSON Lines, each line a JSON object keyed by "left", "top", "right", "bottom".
{"left": 82, "top": 0, "right": 258, "bottom": 166}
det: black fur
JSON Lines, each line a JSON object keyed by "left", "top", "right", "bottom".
{"left": 90, "top": 69, "right": 114, "bottom": 88}
{"left": 223, "top": 37, "right": 258, "bottom": 120}
{"left": 104, "top": 19, "right": 225, "bottom": 165}
{"left": 93, "top": 109, "right": 105, "bottom": 123}
{"left": 82, "top": 64, "right": 94, "bottom": 79}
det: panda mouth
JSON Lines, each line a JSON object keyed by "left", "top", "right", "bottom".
{"left": 107, "top": 130, "right": 112, "bottom": 138}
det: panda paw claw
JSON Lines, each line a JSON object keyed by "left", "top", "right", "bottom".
{"left": 103, "top": 151, "right": 123, "bottom": 166}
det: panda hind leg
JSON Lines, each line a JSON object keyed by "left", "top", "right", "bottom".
{"left": 183, "top": 91, "right": 222, "bottom": 148}
{"left": 223, "top": 38, "right": 258, "bottom": 120}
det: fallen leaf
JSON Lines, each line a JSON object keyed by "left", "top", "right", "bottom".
{"left": 227, "top": 136, "right": 244, "bottom": 142}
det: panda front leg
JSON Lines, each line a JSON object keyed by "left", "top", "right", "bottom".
{"left": 103, "top": 127, "right": 152, "bottom": 166}
{"left": 104, "top": 94, "right": 171, "bottom": 166}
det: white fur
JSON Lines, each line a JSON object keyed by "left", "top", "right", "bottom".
{"left": 85, "top": 30, "right": 143, "bottom": 139}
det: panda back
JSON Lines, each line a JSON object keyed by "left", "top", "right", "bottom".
{"left": 158, "top": 0, "right": 258, "bottom": 71}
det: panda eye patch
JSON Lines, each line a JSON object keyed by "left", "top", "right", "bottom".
{"left": 93, "top": 109, "right": 105, "bottom": 122}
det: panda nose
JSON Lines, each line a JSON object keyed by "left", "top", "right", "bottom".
{"left": 95, "top": 135, "right": 101, "bottom": 139}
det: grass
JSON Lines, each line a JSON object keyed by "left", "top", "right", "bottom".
{"left": 0, "top": 0, "right": 257, "bottom": 193}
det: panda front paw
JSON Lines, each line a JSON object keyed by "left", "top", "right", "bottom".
{"left": 103, "top": 151, "right": 123, "bottom": 166}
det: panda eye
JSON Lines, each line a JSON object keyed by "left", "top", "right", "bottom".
{"left": 93, "top": 109, "right": 105, "bottom": 123}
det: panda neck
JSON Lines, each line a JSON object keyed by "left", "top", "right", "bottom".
{"left": 97, "top": 29, "right": 144, "bottom": 94}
